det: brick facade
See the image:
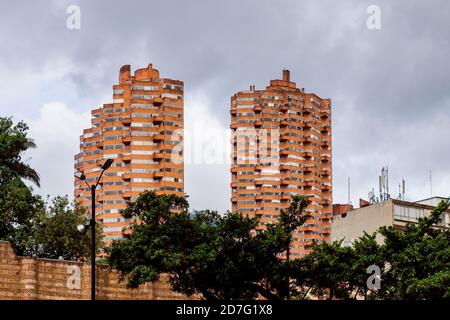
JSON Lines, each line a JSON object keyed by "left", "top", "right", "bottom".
{"left": 0, "top": 241, "right": 195, "bottom": 300}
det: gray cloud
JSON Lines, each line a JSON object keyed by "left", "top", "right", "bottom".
{"left": 1, "top": 0, "right": 449, "bottom": 212}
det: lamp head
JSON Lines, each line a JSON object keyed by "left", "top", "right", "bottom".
{"left": 77, "top": 224, "right": 88, "bottom": 234}
{"left": 102, "top": 158, "right": 114, "bottom": 170}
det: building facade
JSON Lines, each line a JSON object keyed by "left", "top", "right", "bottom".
{"left": 74, "top": 64, "right": 184, "bottom": 244}
{"left": 230, "top": 70, "right": 332, "bottom": 257}
{"left": 331, "top": 197, "right": 450, "bottom": 246}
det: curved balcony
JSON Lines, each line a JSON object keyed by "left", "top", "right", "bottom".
{"left": 122, "top": 153, "right": 132, "bottom": 162}
{"left": 152, "top": 97, "right": 163, "bottom": 106}
{"left": 121, "top": 118, "right": 132, "bottom": 126}
{"left": 153, "top": 134, "right": 164, "bottom": 142}
{"left": 153, "top": 153, "right": 164, "bottom": 161}
{"left": 122, "top": 135, "right": 132, "bottom": 144}
{"left": 122, "top": 190, "right": 132, "bottom": 199}
{"left": 153, "top": 172, "right": 164, "bottom": 179}
{"left": 122, "top": 172, "right": 131, "bottom": 181}
{"left": 153, "top": 116, "right": 164, "bottom": 124}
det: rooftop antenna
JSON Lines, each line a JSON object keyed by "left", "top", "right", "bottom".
{"left": 379, "top": 166, "right": 390, "bottom": 201}
{"left": 368, "top": 188, "right": 376, "bottom": 204}
{"left": 386, "top": 166, "right": 389, "bottom": 197}
{"left": 402, "top": 178, "right": 406, "bottom": 199}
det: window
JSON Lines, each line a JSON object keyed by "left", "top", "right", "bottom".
{"left": 394, "top": 205, "right": 424, "bottom": 222}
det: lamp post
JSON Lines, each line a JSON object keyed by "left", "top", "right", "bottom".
{"left": 75, "top": 158, "right": 114, "bottom": 300}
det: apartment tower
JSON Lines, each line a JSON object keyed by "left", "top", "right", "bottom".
{"left": 74, "top": 64, "right": 184, "bottom": 244}
{"left": 230, "top": 70, "right": 332, "bottom": 257}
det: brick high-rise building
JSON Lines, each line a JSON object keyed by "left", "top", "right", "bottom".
{"left": 74, "top": 64, "right": 184, "bottom": 244}
{"left": 230, "top": 70, "right": 332, "bottom": 257}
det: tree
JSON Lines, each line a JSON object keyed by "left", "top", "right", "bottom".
{"left": 0, "top": 117, "right": 40, "bottom": 187}
{"left": 0, "top": 117, "right": 43, "bottom": 254}
{"left": 0, "top": 117, "right": 100, "bottom": 260}
{"left": 293, "top": 199, "right": 450, "bottom": 300}
{"left": 0, "top": 177, "right": 44, "bottom": 254}
{"left": 26, "top": 196, "right": 103, "bottom": 260}
{"left": 374, "top": 199, "right": 450, "bottom": 300}
{"left": 299, "top": 240, "right": 356, "bottom": 300}
{"left": 107, "top": 191, "right": 310, "bottom": 300}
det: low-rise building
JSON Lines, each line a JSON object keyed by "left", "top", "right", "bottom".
{"left": 331, "top": 197, "right": 450, "bottom": 246}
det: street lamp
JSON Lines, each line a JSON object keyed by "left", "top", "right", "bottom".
{"left": 75, "top": 158, "right": 114, "bottom": 300}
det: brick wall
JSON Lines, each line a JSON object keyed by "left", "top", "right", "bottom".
{"left": 0, "top": 241, "right": 196, "bottom": 300}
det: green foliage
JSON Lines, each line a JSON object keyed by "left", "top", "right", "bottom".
{"left": 0, "top": 117, "right": 40, "bottom": 186}
{"left": 0, "top": 117, "right": 99, "bottom": 260}
{"left": 374, "top": 199, "right": 450, "bottom": 300}
{"left": 107, "top": 191, "right": 310, "bottom": 300}
{"left": 0, "top": 116, "right": 43, "bottom": 253}
{"left": 26, "top": 196, "right": 103, "bottom": 260}
{"left": 0, "top": 177, "right": 44, "bottom": 253}
{"left": 293, "top": 199, "right": 450, "bottom": 300}
{"left": 107, "top": 191, "right": 450, "bottom": 300}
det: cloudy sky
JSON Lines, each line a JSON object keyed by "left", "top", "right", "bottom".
{"left": 1, "top": 0, "right": 449, "bottom": 212}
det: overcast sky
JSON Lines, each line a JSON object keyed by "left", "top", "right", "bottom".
{"left": 1, "top": 0, "right": 449, "bottom": 212}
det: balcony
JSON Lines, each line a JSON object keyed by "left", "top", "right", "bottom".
{"left": 255, "top": 194, "right": 263, "bottom": 201}
{"left": 280, "top": 120, "right": 288, "bottom": 127}
{"left": 122, "top": 172, "right": 131, "bottom": 181}
{"left": 254, "top": 121, "right": 262, "bottom": 128}
{"left": 281, "top": 194, "right": 291, "bottom": 200}
{"left": 122, "top": 135, "right": 132, "bottom": 144}
{"left": 321, "top": 140, "right": 330, "bottom": 147}
{"left": 280, "top": 105, "right": 288, "bottom": 112}
{"left": 122, "top": 153, "right": 132, "bottom": 162}
{"left": 121, "top": 118, "right": 132, "bottom": 126}
{"left": 122, "top": 190, "right": 132, "bottom": 199}
{"left": 152, "top": 97, "right": 163, "bottom": 106}
{"left": 231, "top": 197, "right": 238, "bottom": 203}
{"left": 153, "top": 116, "right": 164, "bottom": 124}
{"left": 230, "top": 168, "right": 239, "bottom": 173}
{"left": 255, "top": 165, "right": 263, "bottom": 171}
{"left": 153, "top": 172, "right": 164, "bottom": 179}
{"left": 280, "top": 135, "right": 289, "bottom": 142}
{"left": 281, "top": 179, "right": 290, "bottom": 186}
{"left": 95, "top": 140, "right": 103, "bottom": 149}
{"left": 230, "top": 109, "right": 237, "bottom": 116}
{"left": 230, "top": 123, "right": 238, "bottom": 129}
{"left": 153, "top": 134, "right": 164, "bottom": 142}
{"left": 280, "top": 150, "right": 289, "bottom": 156}
{"left": 254, "top": 106, "right": 262, "bottom": 113}
{"left": 153, "top": 153, "right": 164, "bottom": 161}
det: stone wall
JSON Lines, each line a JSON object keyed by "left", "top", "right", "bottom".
{"left": 0, "top": 241, "right": 195, "bottom": 300}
